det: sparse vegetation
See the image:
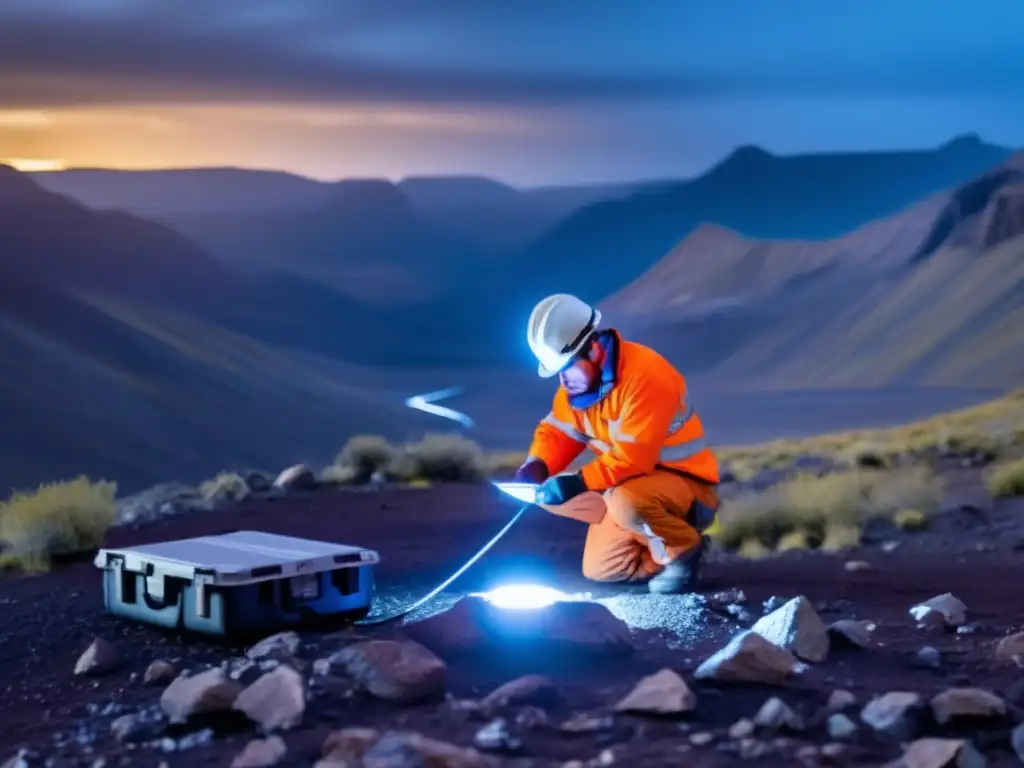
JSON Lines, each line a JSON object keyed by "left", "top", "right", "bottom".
{"left": 399, "top": 433, "right": 486, "bottom": 483}
{"left": 198, "top": 472, "right": 249, "bottom": 503}
{"left": 716, "top": 466, "right": 944, "bottom": 557}
{"left": 334, "top": 435, "right": 398, "bottom": 482}
{"left": 0, "top": 477, "right": 116, "bottom": 572}
{"left": 987, "top": 458, "right": 1024, "bottom": 499}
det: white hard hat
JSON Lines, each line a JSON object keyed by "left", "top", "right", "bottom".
{"left": 527, "top": 294, "right": 602, "bottom": 378}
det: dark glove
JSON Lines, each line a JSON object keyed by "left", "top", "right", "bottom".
{"left": 514, "top": 459, "right": 549, "bottom": 484}
{"left": 536, "top": 472, "right": 587, "bottom": 505}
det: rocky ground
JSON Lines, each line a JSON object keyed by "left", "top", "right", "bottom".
{"left": 1, "top": 468, "right": 1023, "bottom": 767}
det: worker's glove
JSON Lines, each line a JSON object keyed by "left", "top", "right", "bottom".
{"left": 514, "top": 458, "right": 549, "bottom": 485}
{"left": 536, "top": 472, "right": 587, "bottom": 506}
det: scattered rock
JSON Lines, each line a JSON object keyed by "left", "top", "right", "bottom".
{"left": 753, "top": 697, "right": 804, "bottom": 732}
{"left": 320, "top": 728, "right": 379, "bottom": 765}
{"left": 689, "top": 732, "right": 714, "bottom": 746}
{"left": 246, "top": 632, "right": 301, "bottom": 661}
{"left": 827, "top": 689, "right": 857, "bottom": 711}
{"left": 827, "top": 714, "right": 857, "bottom": 740}
{"left": 762, "top": 596, "right": 788, "bottom": 614}
{"left": 1012, "top": 723, "right": 1024, "bottom": 762}
{"left": 110, "top": 709, "right": 167, "bottom": 744}
{"left": 559, "top": 713, "right": 613, "bottom": 733}
{"left": 231, "top": 736, "right": 287, "bottom": 768}
{"left": 273, "top": 464, "right": 318, "bottom": 490}
{"left": 74, "top": 637, "right": 121, "bottom": 677}
{"left": 695, "top": 630, "right": 804, "bottom": 684}
{"left": 828, "top": 619, "right": 875, "bottom": 649}
{"left": 614, "top": 668, "right": 696, "bottom": 716}
{"left": 738, "top": 738, "right": 771, "bottom": 759}
{"left": 995, "top": 632, "right": 1024, "bottom": 667}
{"left": 144, "top": 660, "right": 178, "bottom": 686}
{"left": 930, "top": 687, "right": 1006, "bottom": 725}
{"left": 729, "top": 718, "right": 755, "bottom": 739}
{"left": 844, "top": 560, "right": 873, "bottom": 572}
{"left": 160, "top": 667, "right": 243, "bottom": 724}
{"left": 245, "top": 472, "right": 273, "bottom": 493}
{"left": 406, "top": 595, "right": 633, "bottom": 659}
{"left": 473, "top": 719, "right": 521, "bottom": 753}
{"left": 334, "top": 640, "right": 446, "bottom": 703}
{"left": 480, "top": 675, "right": 558, "bottom": 714}
{"left": 752, "top": 596, "right": 830, "bottom": 662}
{"left": 898, "top": 737, "right": 986, "bottom": 768}
{"left": 360, "top": 731, "right": 497, "bottom": 768}
{"left": 910, "top": 594, "right": 967, "bottom": 629}
{"left": 916, "top": 646, "right": 942, "bottom": 669}
{"left": 234, "top": 665, "right": 306, "bottom": 732}
{"left": 860, "top": 691, "right": 924, "bottom": 741}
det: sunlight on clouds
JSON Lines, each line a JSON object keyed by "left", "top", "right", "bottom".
{"left": 3, "top": 157, "right": 65, "bottom": 171}
{"left": 0, "top": 111, "right": 53, "bottom": 128}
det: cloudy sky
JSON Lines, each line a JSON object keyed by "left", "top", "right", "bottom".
{"left": 0, "top": 0, "right": 1021, "bottom": 185}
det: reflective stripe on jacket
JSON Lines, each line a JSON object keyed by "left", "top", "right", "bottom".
{"left": 527, "top": 335, "right": 719, "bottom": 490}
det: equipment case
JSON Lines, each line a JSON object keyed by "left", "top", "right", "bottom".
{"left": 94, "top": 530, "right": 378, "bottom": 637}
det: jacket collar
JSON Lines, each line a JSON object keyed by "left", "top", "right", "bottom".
{"left": 567, "top": 329, "right": 620, "bottom": 410}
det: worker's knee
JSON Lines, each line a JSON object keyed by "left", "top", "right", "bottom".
{"left": 581, "top": 551, "right": 635, "bottom": 582}
{"left": 604, "top": 485, "right": 646, "bottom": 533}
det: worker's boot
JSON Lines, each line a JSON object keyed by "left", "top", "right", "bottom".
{"left": 647, "top": 535, "right": 708, "bottom": 594}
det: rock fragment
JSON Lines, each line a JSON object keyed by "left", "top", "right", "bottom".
{"left": 143, "top": 660, "right": 178, "bottom": 686}
{"left": 929, "top": 687, "right": 1006, "bottom": 725}
{"left": 729, "top": 718, "right": 755, "bottom": 739}
{"left": 246, "top": 632, "right": 301, "bottom": 661}
{"left": 614, "top": 668, "right": 696, "bottom": 715}
{"left": 752, "top": 596, "right": 830, "bottom": 662}
{"left": 74, "top": 637, "right": 121, "bottom": 677}
{"left": 481, "top": 675, "right": 558, "bottom": 714}
{"left": 898, "top": 737, "right": 986, "bottom": 768}
{"left": 694, "top": 630, "right": 803, "bottom": 684}
{"left": 995, "top": 632, "right": 1024, "bottom": 667}
{"left": 909, "top": 594, "right": 967, "bottom": 629}
{"left": 828, "top": 619, "right": 876, "bottom": 649}
{"left": 1012, "top": 724, "right": 1024, "bottom": 762}
{"left": 827, "top": 689, "right": 857, "bottom": 711}
{"left": 319, "top": 728, "right": 378, "bottom": 766}
{"left": 916, "top": 646, "right": 942, "bottom": 669}
{"left": 360, "top": 731, "right": 497, "bottom": 768}
{"left": 273, "top": 464, "right": 317, "bottom": 490}
{"left": 234, "top": 665, "right": 306, "bottom": 731}
{"left": 753, "top": 697, "right": 804, "bottom": 732}
{"left": 827, "top": 714, "right": 857, "bottom": 740}
{"left": 860, "top": 691, "right": 924, "bottom": 741}
{"left": 160, "top": 667, "right": 243, "bottom": 724}
{"left": 231, "top": 736, "right": 287, "bottom": 768}
{"left": 844, "top": 560, "right": 873, "bottom": 572}
{"left": 334, "top": 640, "right": 446, "bottom": 703}
{"left": 473, "top": 719, "right": 521, "bottom": 753}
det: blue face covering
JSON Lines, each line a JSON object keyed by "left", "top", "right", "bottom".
{"left": 566, "top": 329, "right": 620, "bottom": 410}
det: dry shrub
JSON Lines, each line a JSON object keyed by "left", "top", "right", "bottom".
{"left": 335, "top": 435, "right": 398, "bottom": 481}
{"left": 320, "top": 464, "right": 359, "bottom": 487}
{"left": 398, "top": 433, "right": 485, "bottom": 483}
{"left": 716, "top": 466, "right": 942, "bottom": 553}
{"left": 0, "top": 476, "right": 116, "bottom": 572}
{"left": 199, "top": 472, "right": 249, "bottom": 503}
{"left": 987, "top": 458, "right": 1024, "bottom": 498}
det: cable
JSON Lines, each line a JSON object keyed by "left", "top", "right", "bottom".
{"left": 355, "top": 385, "right": 525, "bottom": 626}
{"left": 356, "top": 504, "right": 529, "bottom": 626}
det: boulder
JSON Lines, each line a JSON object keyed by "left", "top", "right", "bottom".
{"left": 929, "top": 687, "right": 1006, "bottom": 725}
{"left": 614, "top": 669, "right": 696, "bottom": 716}
{"left": 333, "top": 640, "right": 446, "bottom": 703}
{"left": 860, "top": 691, "right": 924, "bottom": 741}
{"left": 273, "top": 464, "right": 318, "bottom": 491}
{"left": 233, "top": 665, "right": 306, "bottom": 731}
{"left": 160, "top": 667, "right": 243, "bottom": 724}
{"left": 752, "top": 596, "right": 830, "bottom": 662}
{"left": 405, "top": 595, "right": 633, "bottom": 659}
{"left": 231, "top": 736, "right": 287, "bottom": 768}
{"left": 909, "top": 594, "right": 967, "bottom": 629}
{"left": 694, "top": 630, "right": 803, "bottom": 684}
{"left": 74, "top": 637, "right": 121, "bottom": 677}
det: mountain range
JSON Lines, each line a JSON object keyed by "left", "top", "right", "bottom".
{"left": 3, "top": 135, "right": 1021, "bottom": 493}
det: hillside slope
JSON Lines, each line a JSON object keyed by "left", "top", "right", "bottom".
{"left": 602, "top": 154, "right": 1024, "bottom": 389}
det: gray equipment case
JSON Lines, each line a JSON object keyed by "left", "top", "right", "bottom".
{"left": 94, "top": 530, "right": 378, "bottom": 637}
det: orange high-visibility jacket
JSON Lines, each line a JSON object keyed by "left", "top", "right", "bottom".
{"left": 527, "top": 335, "right": 719, "bottom": 491}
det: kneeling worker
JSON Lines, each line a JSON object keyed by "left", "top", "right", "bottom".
{"left": 514, "top": 293, "right": 720, "bottom": 593}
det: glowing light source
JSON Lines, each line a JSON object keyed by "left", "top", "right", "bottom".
{"left": 476, "top": 584, "right": 574, "bottom": 610}
{"left": 492, "top": 481, "right": 539, "bottom": 504}
{"left": 405, "top": 387, "right": 473, "bottom": 428}
{"left": 4, "top": 157, "right": 66, "bottom": 172}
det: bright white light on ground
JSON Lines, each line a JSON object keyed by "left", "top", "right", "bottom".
{"left": 476, "top": 584, "right": 575, "bottom": 610}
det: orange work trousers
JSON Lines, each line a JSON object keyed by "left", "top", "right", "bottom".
{"left": 538, "top": 469, "right": 719, "bottom": 583}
